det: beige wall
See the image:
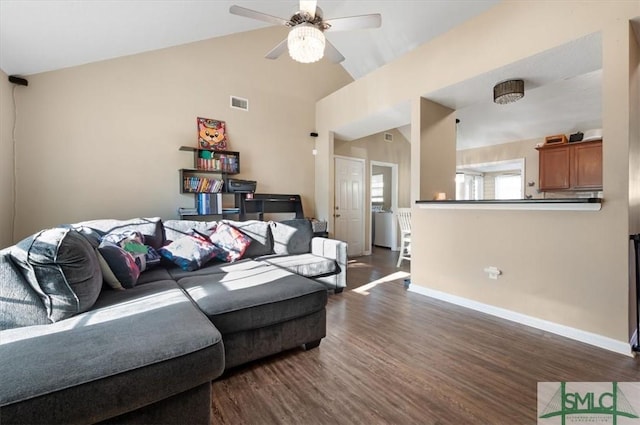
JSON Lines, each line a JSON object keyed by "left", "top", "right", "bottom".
{"left": 10, "top": 27, "right": 352, "bottom": 241}
{"left": 334, "top": 127, "right": 411, "bottom": 249}
{"left": 317, "top": 2, "right": 640, "bottom": 347}
{"left": 457, "top": 138, "right": 542, "bottom": 200}
{"left": 0, "top": 69, "right": 15, "bottom": 247}
{"left": 413, "top": 98, "right": 456, "bottom": 201}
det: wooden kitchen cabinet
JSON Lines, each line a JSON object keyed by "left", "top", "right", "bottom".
{"left": 538, "top": 144, "right": 571, "bottom": 190}
{"left": 571, "top": 141, "right": 603, "bottom": 189}
{"left": 537, "top": 140, "right": 602, "bottom": 191}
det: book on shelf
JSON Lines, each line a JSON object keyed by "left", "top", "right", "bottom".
{"left": 212, "top": 193, "right": 222, "bottom": 214}
{"left": 197, "top": 194, "right": 209, "bottom": 215}
{"left": 196, "top": 193, "right": 223, "bottom": 215}
{"left": 196, "top": 153, "right": 238, "bottom": 173}
{"left": 183, "top": 175, "right": 224, "bottom": 193}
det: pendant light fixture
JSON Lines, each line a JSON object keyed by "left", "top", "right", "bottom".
{"left": 493, "top": 79, "right": 525, "bottom": 105}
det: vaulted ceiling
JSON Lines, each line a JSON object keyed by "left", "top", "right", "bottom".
{"left": 1, "top": 1, "right": 617, "bottom": 150}
{"left": 0, "top": 0, "right": 498, "bottom": 79}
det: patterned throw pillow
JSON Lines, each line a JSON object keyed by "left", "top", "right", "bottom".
{"left": 96, "top": 250, "right": 125, "bottom": 290}
{"left": 97, "top": 241, "right": 141, "bottom": 289}
{"left": 158, "top": 234, "right": 221, "bottom": 271}
{"left": 102, "top": 231, "right": 160, "bottom": 272}
{"left": 144, "top": 246, "right": 162, "bottom": 269}
{"left": 209, "top": 223, "right": 252, "bottom": 263}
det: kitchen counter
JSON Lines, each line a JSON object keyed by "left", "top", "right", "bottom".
{"left": 416, "top": 198, "right": 602, "bottom": 211}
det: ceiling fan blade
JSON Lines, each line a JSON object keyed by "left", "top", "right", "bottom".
{"left": 229, "top": 5, "right": 290, "bottom": 26}
{"left": 324, "top": 14, "right": 382, "bottom": 32}
{"left": 299, "top": 0, "right": 317, "bottom": 19}
{"left": 324, "top": 40, "right": 345, "bottom": 64}
{"left": 265, "top": 38, "right": 288, "bottom": 60}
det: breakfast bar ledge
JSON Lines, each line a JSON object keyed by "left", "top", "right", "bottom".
{"left": 415, "top": 198, "right": 602, "bottom": 211}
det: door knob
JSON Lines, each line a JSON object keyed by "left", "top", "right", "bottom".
{"left": 335, "top": 214, "right": 341, "bottom": 218}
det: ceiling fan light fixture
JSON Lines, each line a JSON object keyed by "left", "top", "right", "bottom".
{"left": 493, "top": 79, "right": 525, "bottom": 105}
{"left": 288, "top": 23, "right": 325, "bottom": 63}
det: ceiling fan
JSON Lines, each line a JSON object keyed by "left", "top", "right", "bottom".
{"left": 229, "top": 0, "right": 381, "bottom": 64}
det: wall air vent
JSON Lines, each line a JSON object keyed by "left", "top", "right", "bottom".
{"left": 384, "top": 132, "right": 393, "bottom": 142}
{"left": 230, "top": 96, "right": 249, "bottom": 111}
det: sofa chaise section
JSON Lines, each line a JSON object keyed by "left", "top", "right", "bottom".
{"left": 178, "top": 264, "right": 328, "bottom": 369}
{"left": 0, "top": 280, "right": 224, "bottom": 424}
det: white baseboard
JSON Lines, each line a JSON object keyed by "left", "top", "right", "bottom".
{"left": 407, "top": 284, "right": 633, "bottom": 357}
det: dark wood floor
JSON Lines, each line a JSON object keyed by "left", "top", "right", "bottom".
{"left": 211, "top": 248, "right": 639, "bottom": 424}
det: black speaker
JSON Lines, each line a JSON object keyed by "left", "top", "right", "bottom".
{"left": 8, "top": 75, "right": 28, "bottom": 86}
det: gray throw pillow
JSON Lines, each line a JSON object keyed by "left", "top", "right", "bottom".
{"left": 0, "top": 249, "right": 50, "bottom": 330}
{"left": 270, "top": 219, "right": 313, "bottom": 255}
{"left": 10, "top": 227, "right": 103, "bottom": 322}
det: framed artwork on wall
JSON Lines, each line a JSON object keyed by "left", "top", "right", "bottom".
{"left": 197, "top": 117, "right": 227, "bottom": 151}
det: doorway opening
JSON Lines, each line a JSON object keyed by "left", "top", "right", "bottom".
{"left": 370, "top": 160, "right": 399, "bottom": 253}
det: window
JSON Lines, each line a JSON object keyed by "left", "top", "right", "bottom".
{"left": 494, "top": 174, "right": 522, "bottom": 199}
{"left": 371, "top": 174, "right": 384, "bottom": 203}
{"left": 456, "top": 173, "right": 484, "bottom": 200}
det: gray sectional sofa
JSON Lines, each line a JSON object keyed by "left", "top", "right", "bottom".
{"left": 0, "top": 217, "right": 347, "bottom": 424}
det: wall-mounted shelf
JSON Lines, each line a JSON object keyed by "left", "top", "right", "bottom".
{"left": 178, "top": 146, "right": 248, "bottom": 219}
{"left": 179, "top": 146, "right": 240, "bottom": 174}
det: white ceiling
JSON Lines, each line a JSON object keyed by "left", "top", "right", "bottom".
{"left": 334, "top": 31, "right": 604, "bottom": 149}
{"left": 0, "top": 0, "right": 499, "bottom": 79}
{"left": 0, "top": 1, "right": 611, "bottom": 150}
{"left": 434, "top": 32, "right": 603, "bottom": 150}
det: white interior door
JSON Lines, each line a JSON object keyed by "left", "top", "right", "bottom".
{"left": 334, "top": 156, "right": 365, "bottom": 257}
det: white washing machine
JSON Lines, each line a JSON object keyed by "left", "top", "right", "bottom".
{"left": 373, "top": 211, "right": 394, "bottom": 248}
